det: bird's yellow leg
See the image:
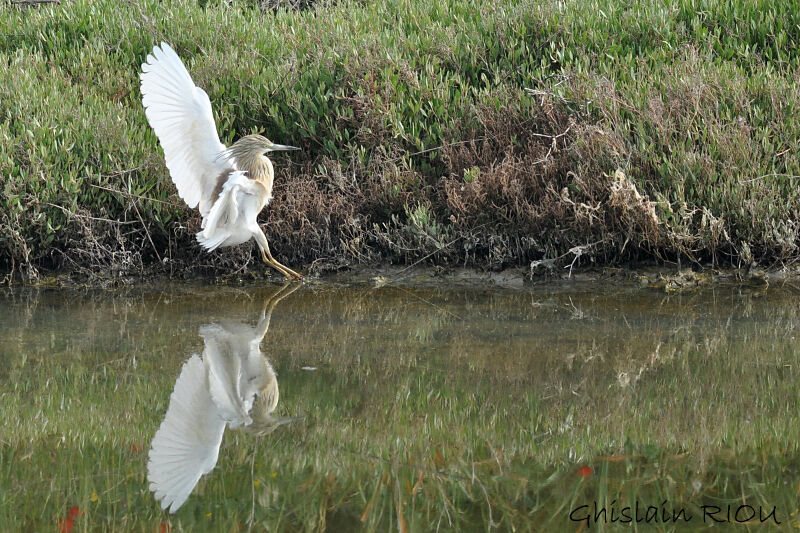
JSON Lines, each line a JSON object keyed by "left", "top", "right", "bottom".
{"left": 259, "top": 248, "right": 295, "bottom": 279}
{"left": 263, "top": 241, "right": 303, "bottom": 279}
{"left": 254, "top": 229, "right": 302, "bottom": 279}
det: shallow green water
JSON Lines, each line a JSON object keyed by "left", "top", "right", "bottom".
{"left": 1, "top": 278, "right": 799, "bottom": 531}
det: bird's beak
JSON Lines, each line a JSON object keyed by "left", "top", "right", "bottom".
{"left": 266, "top": 144, "right": 301, "bottom": 152}
{"left": 273, "top": 415, "right": 304, "bottom": 427}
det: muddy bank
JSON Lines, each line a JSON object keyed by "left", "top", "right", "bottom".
{"left": 5, "top": 262, "right": 794, "bottom": 294}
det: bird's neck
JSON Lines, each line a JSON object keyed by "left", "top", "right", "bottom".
{"left": 239, "top": 155, "right": 274, "bottom": 198}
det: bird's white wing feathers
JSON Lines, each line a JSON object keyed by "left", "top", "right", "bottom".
{"left": 201, "top": 172, "right": 248, "bottom": 235}
{"left": 197, "top": 171, "right": 256, "bottom": 251}
{"left": 147, "top": 355, "right": 227, "bottom": 514}
{"left": 141, "top": 42, "right": 231, "bottom": 216}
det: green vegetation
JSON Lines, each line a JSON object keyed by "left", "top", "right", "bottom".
{"left": 2, "top": 282, "right": 800, "bottom": 530}
{"left": 3, "top": 0, "right": 800, "bottom": 278}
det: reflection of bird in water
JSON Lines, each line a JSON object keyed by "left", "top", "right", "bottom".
{"left": 148, "top": 284, "right": 301, "bottom": 513}
{"left": 140, "top": 43, "right": 302, "bottom": 279}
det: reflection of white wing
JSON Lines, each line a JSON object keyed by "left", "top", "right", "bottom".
{"left": 200, "top": 324, "right": 252, "bottom": 427}
{"left": 140, "top": 42, "right": 232, "bottom": 217}
{"left": 148, "top": 355, "right": 226, "bottom": 513}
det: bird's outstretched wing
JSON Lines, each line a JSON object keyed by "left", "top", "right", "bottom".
{"left": 140, "top": 42, "right": 232, "bottom": 217}
{"left": 147, "top": 355, "right": 227, "bottom": 513}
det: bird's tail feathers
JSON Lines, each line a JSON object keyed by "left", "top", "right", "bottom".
{"left": 196, "top": 230, "right": 229, "bottom": 252}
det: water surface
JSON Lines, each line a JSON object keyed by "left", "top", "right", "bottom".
{"left": 1, "top": 278, "right": 799, "bottom": 531}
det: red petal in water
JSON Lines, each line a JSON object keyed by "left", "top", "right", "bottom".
{"left": 577, "top": 466, "right": 593, "bottom": 478}
{"left": 58, "top": 517, "right": 75, "bottom": 533}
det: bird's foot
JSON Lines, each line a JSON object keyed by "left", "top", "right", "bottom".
{"left": 260, "top": 250, "right": 302, "bottom": 280}
{"left": 275, "top": 262, "right": 303, "bottom": 280}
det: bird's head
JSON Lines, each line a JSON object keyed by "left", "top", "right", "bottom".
{"left": 226, "top": 134, "right": 300, "bottom": 171}
{"left": 238, "top": 134, "right": 300, "bottom": 156}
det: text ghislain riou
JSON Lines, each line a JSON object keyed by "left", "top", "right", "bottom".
{"left": 570, "top": 500, "right": 781, "bottom": 527}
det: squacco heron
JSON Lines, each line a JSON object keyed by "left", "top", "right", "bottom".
{"left": 140, "top": 42, "right": 302, "bottom": 279}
